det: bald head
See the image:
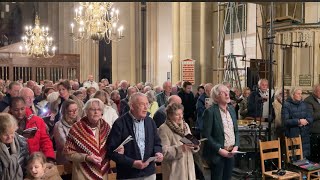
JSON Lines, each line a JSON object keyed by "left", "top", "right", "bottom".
{"left": 168, "top": 95, "right": 182, "bottom": 105}
{"left": 19, "top": 87, "right": 34, "bottom": 107}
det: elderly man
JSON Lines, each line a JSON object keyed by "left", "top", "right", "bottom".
{"left": 247, "top": 79, "right": 274, "bottom": 121}
{"left": 83, "top": 74, "right": 99, "bottom": 90}
{"left": 153, "top": 95, "right": 182, "bottom": 128}
{"left": 119, "top": 80, "right": 129, "bottom": 100}
{"left": 107, "top": 92, "right": 163, "bottom": 180}
{"left": 120, "top": 86, "right": 138, "bottom": 116}
{"left": 305, "top": 84, "right": 320, "bottom": 162}
{"left": 201, "top": 84, "right": 239, "bottom": 180}
{"left": 19, "top": 87, "right": 38, "bottom": 115}
{"left": 156, "top": 81, "right": 172, "bottom": 107}
{"left": 0, "top": 81, "right": 22, "bottom": 112}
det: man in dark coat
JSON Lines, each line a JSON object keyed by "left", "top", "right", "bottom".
{"left": 153, "top": 95, "right": 181, "bottom": 128}
{"left": 177, "top": 81, "right": 196, "bottom": 126}
{"left": 0, "top": 81, "right": 21, "bottom": 112}
{"left": 119, "top": 86, "right": 137, "bottom": 116}
{"left": 107, "top": 92, "right": 163, "bottom": 179}
{"left": 118, "top": 80, "right": 129, "bottom": 100}
{"left": 201, "top": 84, "right": 239, "bottom": 180}
{"left": 304, "top": 84, "right": 320, "bottom": 162}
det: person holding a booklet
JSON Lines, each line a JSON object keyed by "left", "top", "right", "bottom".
{"left": 63, "top": 98, "right": 112, "bottom": 180}
{"left": 107, "top": 92, "right": 163, "bottom": 180}
{"left": 158, "top": 103, "right": 199, "bottom": 180}
{"left": 201, "top": 84, "right": 240, "bottom": 180}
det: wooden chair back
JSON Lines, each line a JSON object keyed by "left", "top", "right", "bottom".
{"left": 284, "top": 135, "right": 304, "bottom": 163}
{"left": 259, "top": 138, "right": 282, "bottom": 173}
{"left": 108, "top": 160, "right": 117, "bottom": 180}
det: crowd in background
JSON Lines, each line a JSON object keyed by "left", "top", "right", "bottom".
{"left": 0, "top": 75, "right": 319, "bottom": 180}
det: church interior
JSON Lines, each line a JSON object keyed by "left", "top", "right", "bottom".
{"left": 1, "top": 2, "right": 320, "bottom": 180}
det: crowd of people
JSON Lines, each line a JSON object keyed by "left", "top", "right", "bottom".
{"left": 0, "top": 75, "right": 319, "bottom": 180}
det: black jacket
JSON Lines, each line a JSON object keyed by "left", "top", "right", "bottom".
{"left": 153, "top": 105, "right": 166, "bottom": 128}
{"left": 119, "top": 97, "right": 130, "bottom": 116}
{"left": 0, "top": 95, "right": 11, "bottom": 112}
{"left": 177, "top": 90, "right": 196, "bottom": 120}
{"left": 118, "top": 89, "right": 127, "bottom": 100}
{"left": 107, "top": 112, "right": 162, "bottom": 179}
{"left": 304, "top": 94, "right": 320, "bottom": 134}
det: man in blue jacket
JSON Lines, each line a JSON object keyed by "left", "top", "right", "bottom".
{"left": 107, "top": 92, "right": 163, "bottom": 180}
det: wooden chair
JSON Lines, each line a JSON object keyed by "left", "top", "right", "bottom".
{"left": 56, "top": 163, "right": 72, "bottom": 176}
{"left": 285, "top": 136, "right": 320, "bottom": 180}
{"left": 259, "top": 138, "right": 301, "bottom": 180}
{"left": 108, "top": 160, "right": 117, "bottom": 180}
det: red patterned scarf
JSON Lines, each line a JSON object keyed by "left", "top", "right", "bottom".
{"left": 63, "top": 116, "right": 110, "bottom": 180}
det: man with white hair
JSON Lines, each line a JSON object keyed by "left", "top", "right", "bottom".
{"left": 247, "top": 79, "right": 274, "bottom": 121}
{"left": 20, "top": 87, "right": 38, "bottom": 115}
{"left": 118, "top": 80, "right": 129, "bottom": 100}
{"left": 201, "top": 84, "right": 239, "bottom": 180}
{"left": 83, "top": 74, "right": 99, "bottom": 90}
{"left": 153, "top": 95, "right": 182, "bottom": 128}
{"left": 156, "top": 81, "right": 172, "bottom": 107}
{"left": 107, "top": 92, "right": 163, "bottom": 180}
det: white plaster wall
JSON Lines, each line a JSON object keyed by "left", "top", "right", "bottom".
{"left": 156, "top": 2, "right": 173, "bottom": 86}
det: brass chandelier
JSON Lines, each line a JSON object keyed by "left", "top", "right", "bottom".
{"left": 70, "top": 2, "right": 124, "bottom": 43}
{"left": 19, "top": 15, "right": 56, "bottom": 58}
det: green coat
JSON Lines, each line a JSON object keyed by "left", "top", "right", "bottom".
{"left": 201, "top": 103, "right": 240, "bottom": 164}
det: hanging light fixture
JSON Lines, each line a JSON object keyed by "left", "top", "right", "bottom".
{"left": 70, "top": 2, "right": 124, "bottom": 43}
{"left": 19, "top": 14, "right": 56, "bottom": 58}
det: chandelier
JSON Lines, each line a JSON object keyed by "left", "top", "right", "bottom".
{"left": 19, "top": 15, "right": 56, "bottom": 58}
{"left": 70, "top": 2, "right": 124, "bottom": 43}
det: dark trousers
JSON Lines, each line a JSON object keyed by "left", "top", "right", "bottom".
{"left": 209, "top": 157, "right": 234, "bottom": 180}
{"left": 310, "top": 133, "right": 320, "bottom": 163}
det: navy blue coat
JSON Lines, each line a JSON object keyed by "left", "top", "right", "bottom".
{"left": 281, "top": 97, "right": 313, "bottom": 157}
{"left": 195, "top": 93, "right": 208, "bottom": 131}
{"left": 106, "top": 112, "right": 162, "bottom": 179}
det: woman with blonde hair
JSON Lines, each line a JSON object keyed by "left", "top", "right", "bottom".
{"left": 145, "top": 90, "right": 159, "bottom": 118}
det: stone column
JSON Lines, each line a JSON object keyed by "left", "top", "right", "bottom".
{"left": 172, "top": 2, "right": 180, "bottom": 83}
{"left": 146, "top": 2, "right": 158, "bottom": 84}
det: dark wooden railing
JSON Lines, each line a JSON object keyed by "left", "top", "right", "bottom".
{"left": 0, "top": 52, "right": 80, "bottom": 83}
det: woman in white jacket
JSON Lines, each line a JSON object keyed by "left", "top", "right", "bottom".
{"left": 93, "top": 90, "right": 118, "bottom": 127}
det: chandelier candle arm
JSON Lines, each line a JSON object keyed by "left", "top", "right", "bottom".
{"left": 70, "top": 2, "right": 124, "bottom": 43}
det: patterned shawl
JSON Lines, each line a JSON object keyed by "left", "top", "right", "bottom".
{"left": 63, "top": 116, "right": 110, "bottom": 180}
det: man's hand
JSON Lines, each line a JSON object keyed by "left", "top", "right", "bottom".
{"left": 86, "top": 154, "right": 102, "bottom": 165}
{"left": 218, "top": 148, "right": 234, "bottom": 158}
{"left": 299, "top": 119, "right": 308, "bottom": 126}
{"left": 132, "top": 160, "right": 149, "bottom": 169}
{"left": 155, "top": 152, "right": 163, "bottom": 162}
{"left": 115, "top": 145, "right": 124, "bottom": 154}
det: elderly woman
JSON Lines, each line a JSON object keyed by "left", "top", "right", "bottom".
{"left": 282, "top": 86, "right": 313, "bottom": 158}
{"left": 158, "top": 103, "right": 199, "bottom": 180}
{"left": 93, "top": 90, "right": 119, "bottom": 127}
{"left": 51, "top": 80, "right": 84, "bottom": 123}
{"left": 53, "top": 99, "right": 80, "bottom": 165}
{"left": 145, "top": 90, "right": 159, "bottom": 118}
{"left": 63, "top": 98, "right": 111, "bottom": 180}
{"left": 0, "top": 113, "right": 29, "bottom": 179}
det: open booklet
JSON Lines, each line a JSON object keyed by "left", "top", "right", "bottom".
{"left": 113, "top": 135, "right": 134, "bottom": 152}
{"left": 144, "top": 156, "right": 157, "bottom": 163}
{"left": 180, "top": 134, "right": 207, "bottom": 146}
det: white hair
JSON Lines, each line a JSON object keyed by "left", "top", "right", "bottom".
{"left": 83, "top": 98, "right": 105, "bottom": 113}
{"left": 289, "top": 86, "right": 302, "bottom": 98}
{"left": 210, "top": 84, "right": 227, "bottom": 103}
{"left": 129, "top": 92, "right": 147, "bottom": 106}
{"left": 258, "top": 79, "right": 268, "bottom": 88}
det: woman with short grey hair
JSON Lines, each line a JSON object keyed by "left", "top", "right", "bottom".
{"left": 145, "top": 90, "right": 159, "bottom": 118}
{"left": 64, "top": 98, "right": 112, "bottom": 180}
